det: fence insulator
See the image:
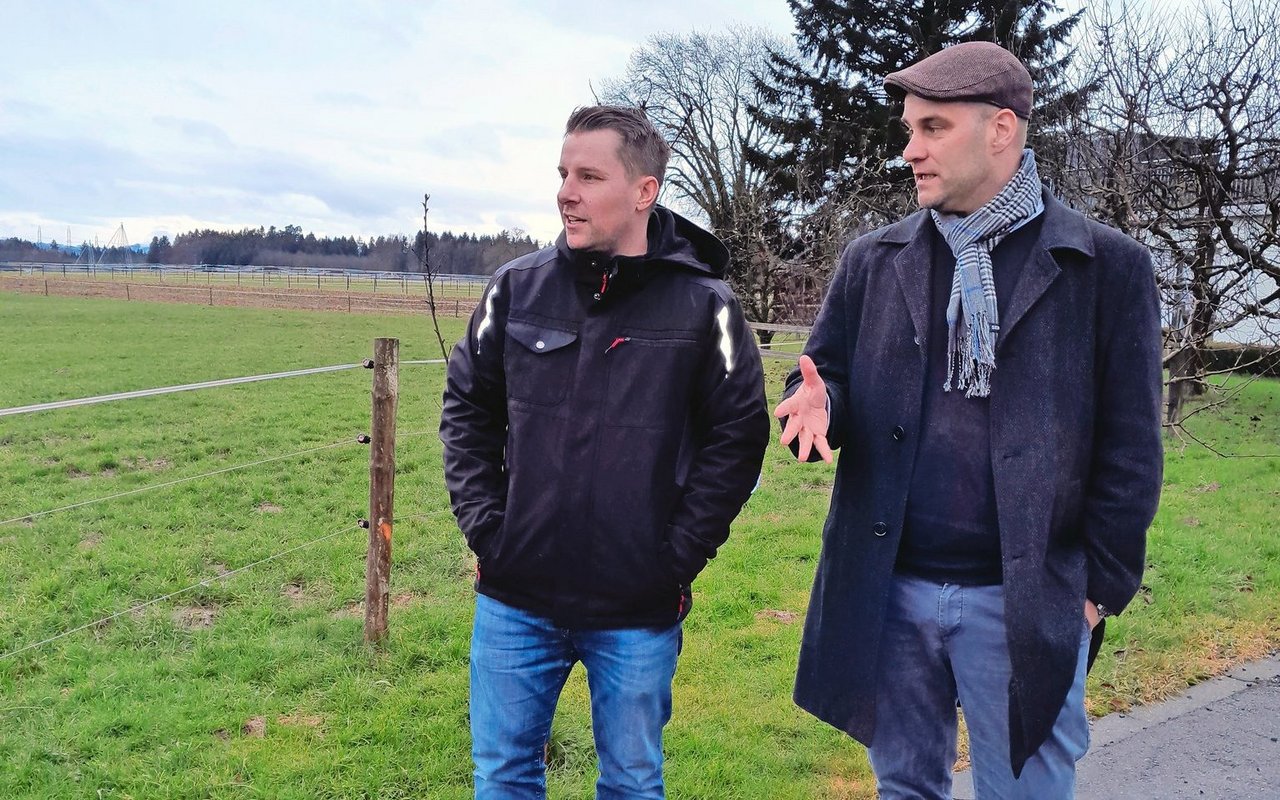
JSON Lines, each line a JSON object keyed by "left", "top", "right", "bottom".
{"left": 357, "top": 518, "right": 370, "bottom": 529}
{"left": 362, "top": 359, "right": 375, "bottom": 369}
{"left": 356, "top": 434, "right": 371, "bottom": 444}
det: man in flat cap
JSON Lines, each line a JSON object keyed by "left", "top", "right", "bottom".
{"left": 774, "top": 41, "right": 1163, "bottom": 797}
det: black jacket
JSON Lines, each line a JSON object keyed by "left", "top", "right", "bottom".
{"left": 440, "top": 206, "right": 770, "bottom": 628}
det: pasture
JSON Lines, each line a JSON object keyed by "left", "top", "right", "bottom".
{"left": 1, "top": 291, "right": 1277, "bottom": 798}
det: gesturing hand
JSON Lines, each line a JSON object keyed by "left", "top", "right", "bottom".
{"left": 774, "top": 355, "right": 833, "bottom": 464}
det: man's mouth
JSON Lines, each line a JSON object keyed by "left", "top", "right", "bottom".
{"left": 564, "top": 213, "right": 586, "bottom": 224}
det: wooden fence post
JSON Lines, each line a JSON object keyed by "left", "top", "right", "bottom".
{"left": 364, "top": 337, "right": 399, "bottom": 644}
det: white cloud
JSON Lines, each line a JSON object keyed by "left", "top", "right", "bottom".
{"left": 0, "top": 0, "right": 795, "bottom": 246}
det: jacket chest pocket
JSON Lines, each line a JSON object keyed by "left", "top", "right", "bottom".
{"left": 505, "top": 319, "right": 579, "bottom": 406}
{"left": 606, "top": 334, "right": 701, "bottom": 428}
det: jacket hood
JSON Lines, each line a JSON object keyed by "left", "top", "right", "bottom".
{"left": 555, "top": 204, "right": 729, "bottom": 278}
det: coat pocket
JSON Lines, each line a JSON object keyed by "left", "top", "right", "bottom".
{"left": 604, "top": 332, "right": 701, "bottom": 428}
{"left": 505, "top": 319, "right": 579, "bottom": 406}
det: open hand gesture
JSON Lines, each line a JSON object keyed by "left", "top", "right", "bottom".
{"left": 774, "top": 355, "right": 833, "bottom": 463}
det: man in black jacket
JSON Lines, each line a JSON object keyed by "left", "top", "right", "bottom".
{"left": 440, "top": 105, "right": 770, "bottom": 799}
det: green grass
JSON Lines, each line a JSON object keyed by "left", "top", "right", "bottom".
{"left": 1, "top": 291, "right": 1277, "bottom": 798}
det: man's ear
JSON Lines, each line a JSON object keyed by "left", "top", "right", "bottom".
{"left": 990, "top": 108, "right": 1021, "bottom": 154}
{"left": 636, "top": 176, "right": 660, "bottom": 212}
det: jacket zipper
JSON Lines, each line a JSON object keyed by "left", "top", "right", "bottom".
{"left": 605, "top": 336, "right": 631, "bottom": 354}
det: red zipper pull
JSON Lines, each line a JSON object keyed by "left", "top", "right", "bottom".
{"left": 605, "top": 336, "right": 630, "bottom": 354}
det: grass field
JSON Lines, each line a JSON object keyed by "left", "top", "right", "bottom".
{"left": 1, "top": 291, "right": 1277, "bottom": 798}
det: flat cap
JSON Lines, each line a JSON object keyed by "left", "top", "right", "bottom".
{"left": 884, "top": 41, "right": 1033, "bottom": 119}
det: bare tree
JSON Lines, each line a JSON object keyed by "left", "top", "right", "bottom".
{"left": 599, "top": 27, "right": 814, "bottom": 327}
{"left": 1060, "top": 0, "right": 1280, "bottom": 427}
{"left": 415, "top": 194, "right": 449, "bottom": 362}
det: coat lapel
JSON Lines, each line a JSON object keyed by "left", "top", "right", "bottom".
{"left": 998, "top": 191, "right": 1094, "bottom": 351}
{"left": 890, "top": 214, "right": 933, "bottom": 360}
{"left": 998, "top": 244, "right": 1060, "bottom": 351}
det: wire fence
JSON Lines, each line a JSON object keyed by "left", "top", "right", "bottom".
{"left": 1, "top": 359, "right": 448, "bottom": 662}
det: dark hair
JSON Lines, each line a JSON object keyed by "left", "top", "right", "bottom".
{"left": 565, "top": 105, "right": 670, "bottom": 186}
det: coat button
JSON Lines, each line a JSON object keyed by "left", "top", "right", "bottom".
{"left": 535, "top": 340, "right": 545, "bottom": 350}
{"left": 892, "top": 426, "right": 905, "bottom": 441}
{"left": 873, "top": 522, "right": 888, "bottom": 536}
{"left": 593, "top": 293, "right": 601, "bottom": 300}
{"left": 913, "top": 335, "right": 921, "bottom": 347}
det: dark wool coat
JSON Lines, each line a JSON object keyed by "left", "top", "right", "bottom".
{"left": 788, "top": 190, "right": 1164, "bottom": 774}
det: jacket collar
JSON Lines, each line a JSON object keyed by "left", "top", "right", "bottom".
{"left": 887, "top": 187, "right": 1094, "bottom": 355}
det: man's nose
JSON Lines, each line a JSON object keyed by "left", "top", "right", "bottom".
{"left": 557, "top": 178, "right": 577, "bottom": 206}
{"left": 902, "top": 133, "right": 924, "bottom": 164}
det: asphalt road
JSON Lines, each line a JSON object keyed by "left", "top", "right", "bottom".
{"left": 953, "top": 653, "right": 1280, "bottom": 799}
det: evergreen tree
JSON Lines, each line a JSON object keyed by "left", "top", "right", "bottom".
{"left": 752, "top": 0, "right": 1084, "bottom": 230}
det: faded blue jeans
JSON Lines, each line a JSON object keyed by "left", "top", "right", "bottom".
{"left": 469, "top": 594, "right": 681, "bottom": 799}
{"left": 867, "top": 573, "right": 1091, "bottom": 800}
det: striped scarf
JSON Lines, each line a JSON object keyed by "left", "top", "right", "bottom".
{"left": 931, "top": 150, "right": 1043, "bottom": 398}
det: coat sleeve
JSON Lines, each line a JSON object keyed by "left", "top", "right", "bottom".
{"left": 781, "top": 239, "right": 859, "bottom": 459}
{"left": 663, "top": 290, "right": 771, "bottom": 587}
{"left": 439, "top": 276, "right": 510, "bottom": 558}
{"left": 1083, "top": 243, "right": 1164, "bottom": 613}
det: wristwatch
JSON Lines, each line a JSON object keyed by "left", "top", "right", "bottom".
{"left": 1094, "top": 602, "right": 1114, "bottom": 619}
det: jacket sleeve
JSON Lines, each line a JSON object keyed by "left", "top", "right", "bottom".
{"left": 663, "top": 291, "right": 771, "bottom": 586}
{"left": 439, "top": 276, "right": 509, "bottom": 557}
{"left": 781, "top": 239, "right": 859, "bottom": 459}
{"left": 1083, "top": 243, "right": 1164, "bottom": 614}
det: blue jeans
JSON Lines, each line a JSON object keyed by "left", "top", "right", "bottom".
{"left": 867, "top": 574, "right": 1090, "bottom": 800}
{"left": 469, "top": 594, "right": 681, "bottom": 799}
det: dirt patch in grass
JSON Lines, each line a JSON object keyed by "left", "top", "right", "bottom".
{"left": 332, "top": 591, "right": 418, "bottom": 617}
{"left": 241, "top": 716, "right": 266, "bottom": 738}
{"left": 65, "top": 465, "right": 91, "bottom": 479}
{"left": 822, "top": 772, "right": 876, "bottom": 800}
{"left": 77, "top": 533, "right": 102, "bottom": 550}
{"left": 333, "top": 601, "right": 362, "bottom": 619}
{"left": 173, "top": 605, "right": 218, "bottom": 630}
{"left": 1194, "top": 481, "right": 1222, "bottom": 493}
{"left": 755, "top": 609, "right": 799, "bottom": 624}
{"left": 123, "top": 456, "right": 172, "bottom": 471}
{"left": 283, "top": 583, "right": 307, "bottom": 604}
{"left": 256, "top": 502, "right": 283, "bottom": 514}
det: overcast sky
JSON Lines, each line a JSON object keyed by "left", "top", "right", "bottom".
{"left": 0, "top": 0, "right": 797, "bottom": 247}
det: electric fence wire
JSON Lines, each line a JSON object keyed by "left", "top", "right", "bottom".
{"left": 0, "top": 358, "right": 446, "bottom": 418}
{"left": 0, "top": 439, "right": 358, "bottom": 528}
{"left": 0, "top": 509, "right": 459, "bottom": 663}
{"left": 0, "top": 361, "right": 455, "bottom": 659}
{"left": 0, "top": 522, "right": 361, "bottom": 663}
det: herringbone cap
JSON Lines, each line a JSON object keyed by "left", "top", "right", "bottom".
{"left": 884, "top": 41, "right": 1033, "bottom": 119}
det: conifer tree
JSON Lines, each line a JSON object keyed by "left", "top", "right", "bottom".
{"left": 751, "top": 0, "right": 1084, "bottom": 232}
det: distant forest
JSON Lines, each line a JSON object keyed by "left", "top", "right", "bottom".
{"left": 0, "top": 225, "right": 542, "bottom": 276}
